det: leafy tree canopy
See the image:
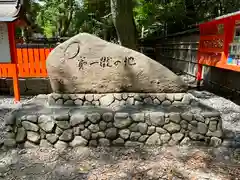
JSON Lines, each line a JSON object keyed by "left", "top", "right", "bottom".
{"left": 22, "top": 0, "right": 240, "bottom": 39}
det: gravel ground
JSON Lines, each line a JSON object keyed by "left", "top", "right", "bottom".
{"left": 0, "top": 146, "right": 239, "bottom": 180}
{"left": 179, "top": 74, "right": 240, "bottom": 138}
{"left": 189, "top": 90, "right": 240, "bottom": 133}
{"left": 0, "top": 82, "right": 239, "bottom": 179}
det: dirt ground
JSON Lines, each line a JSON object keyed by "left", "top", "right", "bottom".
{"left": 0, "top": 145, "right": 239, "bottom": 180}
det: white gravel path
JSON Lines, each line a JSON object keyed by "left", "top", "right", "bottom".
{"left": 179, "top": 74, "right": 240, "bottom": 137}
{"left": 189, "top": 90, "right": 240, "bottom": 133}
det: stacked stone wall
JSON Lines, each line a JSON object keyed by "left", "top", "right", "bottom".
{"left": 4, "top": 93, "right": 224, "bottom": 149}
{"left": 47, "top": 93, "right": 191, "bottom": 107}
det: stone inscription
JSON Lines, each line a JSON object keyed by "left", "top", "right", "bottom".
{"left": 64, "top": 42, "right": 80, "bottom": 59}
{"left": 63, "top": 42, "right": 136, "bottom": 70}
{"left": 77, "top": 56, "right": 136, "bottom": 70}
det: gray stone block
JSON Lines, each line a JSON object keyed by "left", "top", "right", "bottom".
{"left": 99, "top": 138, "right": 110, "bottom": 146}
{"left": 69, "top": 136, "right": 88, "bottom": 147}
{"left": 114, "top": 113, "right": 131, "bottom": 129}
{"left": 24, "top": 141, "right": 38, "bottom": 148}
{"left": 26, "top": 115, "right": 38, "bottom": 123}
{"left": 99, "top": 94, "right": 114, "bottom": 106}
{"left": 149, "top": 112, "right": 165, "bottom": 126}
{"left": 54, "top": 140, "right": 68, "bottom": 150}
{"left": 172, "top": 133, "right": 184, "bottom": 142}
{"left": 46, "top": 134, "right": 59, "bottom": 144}
{"left": 197, "top": 122, "right": 208, "bottom": 135}
{"left": 146, "top": 133, "right": 161, "bottom": 145}
{"left": 156, "top": 93, "right": 166, "bottom": 102}
{"left": 209, "top": 121, "right": 218, "bottom": 132}
{"left": 160, "top": 133, "right": 171, "bottom": 144}
{"left": 27, "top": 131, "right": 40, "bottom": 143}
{"left": 38, "top": 115, "right": 55, "bottom": 133}
{"left": 125, "top": 141, "right": 143, "bottom": 148}
{"left": 16, "top": 127, "right": 26, "bottom": 143}
{"left": 156, "top": 127, "right": 167, "bottom": 134}
{"left": 70, "top": 113, "right": 87, "bottom": 126}
{"left": 139, "top": 135, "right": 149, "bottom": 142}
{"left": 119, "top": 129, "right": 130, "bottom": 140}
{"left": 163, "top": 123, "right": 181, "bottom": 133}
{"left": 147, "top": 126, "right": 156, "bottom": 135}
{"left": 130, "top": 132, "right": 141, "bottom": 141}
{"left": 85, "top": 94, "right": 94, "bottom": 102}
{"left": 130, "top": 113, "right": 145, "bottom": 122}
{"left": 56, "top": 99, "right": 64, "bottom": 105}
{"left": 87, "top": 113, "right": 101, "bottom": 123}
{"left": 89, "top": 140, "right": 98, "bottom": 147}
{"left": 22, "top": 121, "right": 39, "bottom": 132}
{"left": 64, "top": 100, "right": 74, "bottom": 105}
{"left": 56, "top": 121, "right": 71, "bottom": 130}
{"left": 162, "top": 100, "right": 171, "bottom": 106}
{"left": 105, "top": 128, "right": 117, "bottom": 140}
{"left": 113, "top": 138, "right": 125, "bottom": 145}
{"left": 181, "top": 112, "right": 193, "bottom": 122}
{"left": 99, "top": 121, "right": 107, "bottom": 131}
{"left": 166, "top": 94, "right": 174, "bottom": 102}
{"left": 169, "top": 113, "right": 181, "bottom": 123}
{"left": 210, "top": 137, "right": 222, "bottom": 147}
{"left": 102, "top": 112, "right": 113, "bottom": 122}
{"left": 40, "top": 139, "right": 53, "bottom": 148}
{"left": 137, "top": 123, "right": 148, "bottom": 134}
{"left": 202, "top": 112, "right": 220, "bottom": 118}
{"left": 81, "top": 129, "right": 91, "bottom": 140}
{"left": 59, "top": 129, "right": 73, "bottom": 142}
{"left": 88, "top": 124, "right": 100, "bottom": 133}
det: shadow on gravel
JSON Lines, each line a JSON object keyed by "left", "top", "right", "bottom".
{"left": 176, "top": 145, "right": 240, "bottom": 180}
{"left": 0, "top": 145, "right": 239, "bottom": 180}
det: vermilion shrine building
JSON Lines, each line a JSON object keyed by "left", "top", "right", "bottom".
{"left": 197, "top": 11, "right": 240, "bottom": 83}
{"left": 0, "top": 0, "right": 25, "bottom": 101}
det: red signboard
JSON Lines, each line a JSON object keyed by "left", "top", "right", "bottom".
{"left": 198, "top": 11, "right": 240, "bottom": 72}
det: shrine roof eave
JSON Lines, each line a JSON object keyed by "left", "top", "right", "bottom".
{"left": 0, "top": 16, "right": 18, "bottom": 22}
{"left": 0, "top": 1, "right": 22, "bottom": 22}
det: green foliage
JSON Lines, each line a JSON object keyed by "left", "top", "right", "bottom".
{"left": 23, "top": 0, "right": 240, "bottom": 39}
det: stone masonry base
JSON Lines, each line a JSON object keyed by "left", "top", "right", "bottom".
{"left": 47, "top": 92, "right": 192, "bottom": 108}
{"left": 4, "top": 93, "right": 224, "bottom": 150}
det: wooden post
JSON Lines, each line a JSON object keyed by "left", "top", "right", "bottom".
{"left": 8, "top": 22, "right": 20, "bottom": 102}
{"left": 13, "top": 64, "right": 20, "bottom": 101}
{"left": 197, "top": 63, "right": 202, "bottom": 90}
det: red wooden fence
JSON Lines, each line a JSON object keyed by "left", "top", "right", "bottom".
{"left": 16, "top": 48, "right": 53, "bottom": 77}
{"left": 0, "top": 46, "right": 53, "bottom": 101}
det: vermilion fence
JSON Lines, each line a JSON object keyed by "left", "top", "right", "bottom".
{"left": 0, "top": 40, "right": 57, "bottom": 101}
{"left": 0, "top": 64, "right": 18, "bottom": 78}
{"left": 16, "top": 45, "right": 54, "bottom": 77}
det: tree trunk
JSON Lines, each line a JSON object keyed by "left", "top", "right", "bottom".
{"left": 141, "top": 26, "right": 144, "bottom": 38}
{"left": 60, "top": 0, "right": 74, "bottom": 37}
{"left": 110, "top": 0, "right": 137, "bottom": 50}
{"left": 184, "top": 0, "right": 197, "bottom": 26}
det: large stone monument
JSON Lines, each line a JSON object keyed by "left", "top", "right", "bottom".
{"left": 46, "top": 33, "right": 187, "bottom": 94}
{"left": 3, "top": 33, "right": 224, "bottom": 149}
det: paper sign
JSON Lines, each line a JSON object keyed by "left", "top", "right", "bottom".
{"left": 0, "top": 22, "right": 11, "bottom": 63}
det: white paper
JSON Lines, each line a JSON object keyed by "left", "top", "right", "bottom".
{"left": 0, "top": 22, "right": 11, "bottom": 63}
